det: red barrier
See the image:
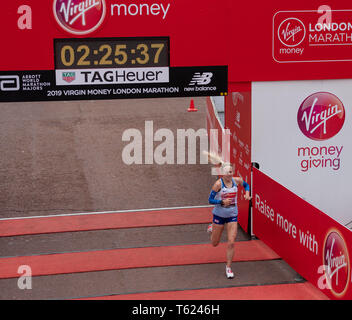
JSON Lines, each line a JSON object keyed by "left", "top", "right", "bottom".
{"left": 225, "top": 83, "right": 251, "bottom": 232}
{"left": 252, "top": 168, "right": 352, "bottom": 300}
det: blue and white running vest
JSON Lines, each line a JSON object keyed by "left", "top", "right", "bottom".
{"left": 212, "top": 178, "right": 238, "bottom": 218}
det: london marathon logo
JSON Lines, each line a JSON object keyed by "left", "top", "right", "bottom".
{"left": 297, "top": 92, "right": 345, "bottom": 141}
{"left": 53, "top": 0, "right": 106, "bottom": 35}
{"left": 323, "top": 230, "right": 350, "bottom": 297}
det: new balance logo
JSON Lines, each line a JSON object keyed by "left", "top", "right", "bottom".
{"left": 189, "top": 72, "right": 213, "bottom": 86}
{"left": 0, "top": 75, "right": 20, "bottom": 91}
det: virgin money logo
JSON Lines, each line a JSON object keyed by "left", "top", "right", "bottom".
{"left": 297, "top": 92, "right": 345, "bottom": 141}
{"left": 323, "top": 230, "right": 350, "bottom": 297}
{"left": 278, "top": 17, "right": 306, "bottom": 47}
{"left": 53, "top": 0, "right": 106, "bottom": 35}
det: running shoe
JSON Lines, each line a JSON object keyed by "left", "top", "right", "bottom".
{"left": 225, "top": 266, "right": 234, "bottom": 279}
{"left": 207, "top": 224, "right": 212, "bottom": 233}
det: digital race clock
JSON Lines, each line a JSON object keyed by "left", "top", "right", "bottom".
{"left": 54, "top": 37, "right": 169, "bottom": 69}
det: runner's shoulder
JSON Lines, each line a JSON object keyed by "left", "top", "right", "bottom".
{"left": 212, "top": 179, "right": 222, "bottom": 191}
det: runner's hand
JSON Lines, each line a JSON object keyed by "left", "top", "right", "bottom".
{"left": 222, "top": 199, "right": 232, "bottom": 207}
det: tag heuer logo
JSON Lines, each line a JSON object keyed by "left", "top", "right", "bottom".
{"left": 62, "top": 72, "right": 76, "bottom": 83}
{"left": 189, "top": 72, "right": 213, "bottom": 86}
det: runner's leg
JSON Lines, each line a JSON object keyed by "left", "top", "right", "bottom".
{"left": 211, "top": 223, "right": 224, "bottom": 247}
{"left": 226, "top": 222, "right": 238, "bottom": 267}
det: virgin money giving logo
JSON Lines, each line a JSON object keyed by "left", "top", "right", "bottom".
{"left": 297, "top": 92, "right": 345, "bottom": 141}
{"left": 323, "top": 230, "right": 350, "bottom": 297}
{"left": 278, "top": 17, "right": 306, "bottom": 47}
{"left": 53, "top": 0, "right": 106, "bottom": 35}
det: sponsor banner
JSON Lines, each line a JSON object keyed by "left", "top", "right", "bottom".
{"left": 1, "top": 0, "right": 229, "bottom": 71}
{"left": 226, "top": 2, "right": 352, "bottom": 81}
{"left": 6, "top": 1, "right": 352, "bottom": 83}
{"left": 55, "top": 67, "right": 170, "bottom": 85}
{"left": 252, "top": 168, "right": 352, "bottom": 299}
{"left": 5, "top": 1, "right": 352, "bottom": 83}
{"left": 225, "top": 83, "right": 252, "bottom": 233}
{"left": 0, "top": 66, "right": 227, "bottom": 102}
{"left": 252, "top": 79, "right": 352, "bottom": 228}
{"left": 274, "top": 9, "right": 352, "bottom": 63}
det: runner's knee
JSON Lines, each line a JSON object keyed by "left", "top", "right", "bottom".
{"left": 227, "top": 241, "right": 235, "bottom": 249}
{"left": 211, "top": 238, "right": 220, "bottom": 247}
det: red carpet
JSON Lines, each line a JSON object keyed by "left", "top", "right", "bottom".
{"left": 0, "top": 240, "right": 279, "bottom": 279}
{"left": 0, "top": 207, "right": 212, "bottom": 237}
{"left": 79, "top": 282, "right": 328, "bottom": 300}
{"left": 0, "top": 207, "right": 330, "bottom": 300}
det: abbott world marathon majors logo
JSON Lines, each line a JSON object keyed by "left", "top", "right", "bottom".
{"left": 53, "top": 0, "right": 106, "bottom": 35}
{"left": 296, "top": 92, "right": 345, "bottom": 173}
{"left": 323, "top": 230, "right": 350, "bottom": 297}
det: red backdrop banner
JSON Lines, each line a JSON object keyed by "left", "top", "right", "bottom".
{"left": 2, "top": 1, "right": 352, "bottom": 81}
{"left": 0, "top": 0, "right": 229, "bottom": 71}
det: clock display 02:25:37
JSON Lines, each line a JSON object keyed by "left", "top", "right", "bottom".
{"left": 54, "top": 37, "right": 169, "bottom": 69}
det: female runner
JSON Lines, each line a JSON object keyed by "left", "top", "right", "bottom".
{"left": 207, "top": 162, "right": 251, "bottom": 279}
